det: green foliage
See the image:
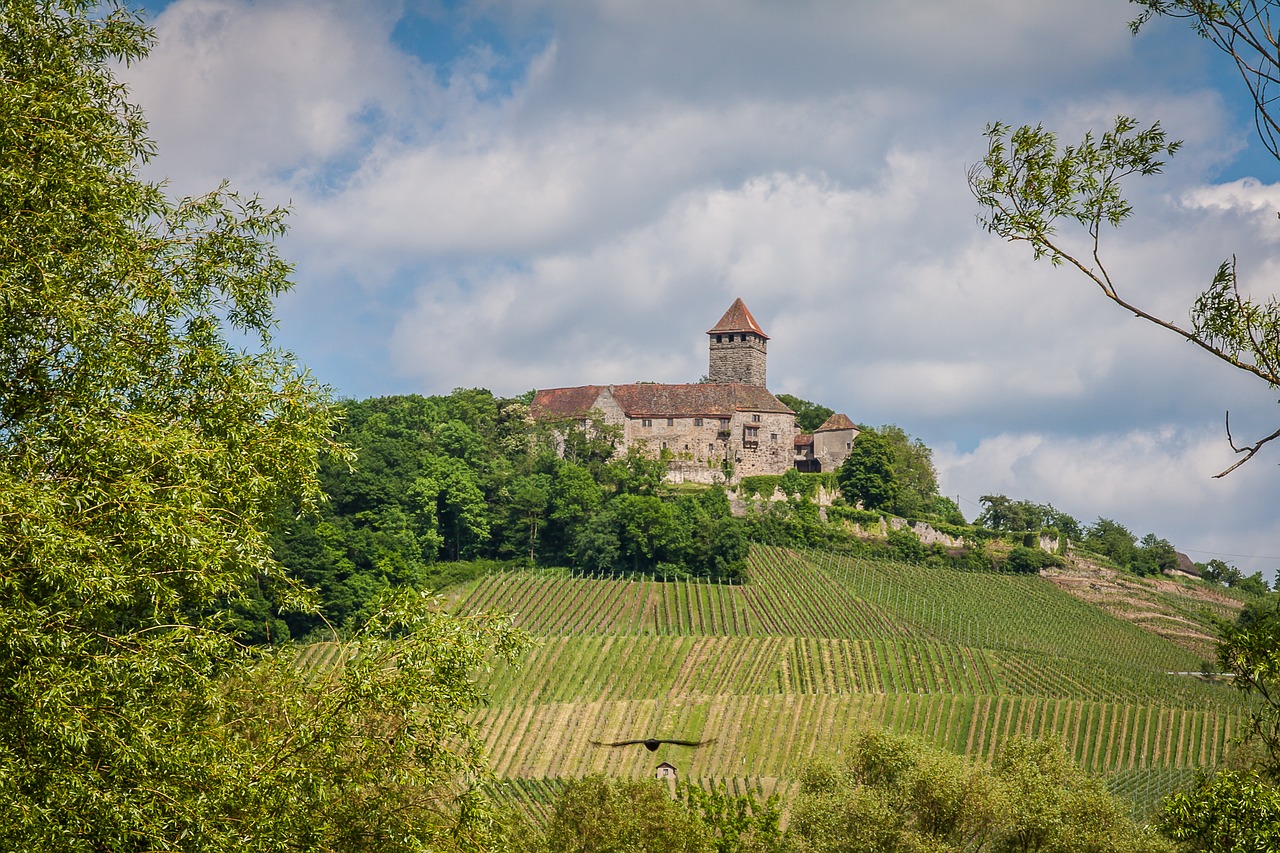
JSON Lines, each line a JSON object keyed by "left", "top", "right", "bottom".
{"left": 1134, "top": 533, "right": 1179, "bottom": 577}
{"left": 877, "top": 424, "right": 941, "bottom": 519}
{"left": 738, "top": 474, "right": 783, "bottom": 499}
{"left": 977, "top": 495, "right": 1081, "bottom": 538}
{"left": 1159, "top": 769, "right": 1280, "bottom": 853}
{"left": 931, "top": 495, "right": 966, "bottom": 525}
{"left": 837, "top": 427, "right": 898, "bottom": 512}
{"left": 0, "top": 3, "right": 528, "bottom": 848}
{"left": 1004, "top": 545, "right": 1063, "bottom": 574}
{"left": 776, "top": 393, "right": 834, "bottom": 433}
{"left": 679, "top": 781, "right": 790, "bottom": 853}
{"left": 791, "top": 731, "right": 1172, "bottom": 853}
{"left": 971, "top": 111, "right": 1280, "bottom": 473}
{"left": 1218, "top": 593, "right": 1280, "bottom": 780}
{"left": 540, "top": 775, "right": 715, "bottom": 853}
{"left": 886, "top": 525, "right": 925, "bottom": 563}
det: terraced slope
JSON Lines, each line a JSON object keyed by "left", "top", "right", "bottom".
{"left": 455, "top": 545, "right": 1248, "bottom": 816}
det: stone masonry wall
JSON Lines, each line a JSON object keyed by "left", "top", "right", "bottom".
{"left": 624, "top": 409, "right": 797, "bottom": 482}
{"left": 708, "top": 337, "right": 767, "bottom": 385}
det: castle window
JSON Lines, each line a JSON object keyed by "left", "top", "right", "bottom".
{"left": 771, "top": 433, "right": 778, "bottom": 442}
{"left": 719, "top": 418, "right": 730, "bottom": 427}
{"left": 641, "top": 418, "right": 652, "bottom": 427}
{"left": 708, "top": 443, "right": 714, "bottom": 452}
{"left": 693, "top": 418, "right": 703, "bottom": 427}
{"left": 661, "top": 441, "right": 667, "bottom": 449}
{"left": 745, "top": 427, "right": 759, "bottom": 438}
{"left": 752, "top": 414, "right": 761, "bottom": 422}
{"left": 714, "top": 334, "right": 721, "bottom": 343}
{"left": 667, "top": 417, "right": 674, "bottom": 426}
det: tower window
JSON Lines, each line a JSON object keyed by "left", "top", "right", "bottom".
{"left": 667, "top": 417, "right": 674, "bottom": 426}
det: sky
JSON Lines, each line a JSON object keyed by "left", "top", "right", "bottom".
{"left": 122, "top": 0, "right": 1280, "bottom": 581}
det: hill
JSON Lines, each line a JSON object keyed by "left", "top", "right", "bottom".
{"left": 445, "top": 545, "right": 1250, "bottom": 819}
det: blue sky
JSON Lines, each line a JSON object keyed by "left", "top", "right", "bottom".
{"left": 124, "top": 0, "right": 1280, "bottom": 580}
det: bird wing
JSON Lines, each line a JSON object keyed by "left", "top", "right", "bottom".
{"left": 661, "top": 738, "right": 716, "bottom": 748}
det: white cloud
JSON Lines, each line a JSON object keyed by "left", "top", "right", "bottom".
{"left": 120, "top": 0, "right": 1280, "bottom": 580}
{"left": 936, "top": 427, "right": 1280, "bottom": 581}
{"left": 126, "top": 0, "right": 418, "bottom": 192}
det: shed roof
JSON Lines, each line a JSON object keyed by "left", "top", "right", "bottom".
{"left": 707, "top": 297, "right": 769, "bottom": 339}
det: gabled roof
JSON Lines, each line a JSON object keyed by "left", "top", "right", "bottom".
{"left": 609, "top": 383, "right": 792, "bottom": 417}
{"left": 816, "top": 413, "right": 858, "bottom": 432}
{"left": 530, "top": 383, "right": 794, "bottom": 420}
{"left": 707, "top": 298, "right": 769, "bottom": 339}
{"left": 530, "top": 385, "right": 606, "bottom": 419}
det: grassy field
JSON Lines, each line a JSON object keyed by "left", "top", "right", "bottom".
{"left": 444, "top": 545, "right": 1250, "bottom": 817}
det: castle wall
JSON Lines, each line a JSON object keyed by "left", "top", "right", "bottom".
{"left": 624, "top": 409, "right": 797, "bottom": 481}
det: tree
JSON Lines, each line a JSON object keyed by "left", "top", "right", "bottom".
{"left": 1217, "top": 592, "right": 1280, "bottom": 780}
{"left": 1084, "top": 517, "right": 1139, "bottom": 568}
{"left": 878, "top": 424, "right": 940, "bottom": 519}
{"left": 790, "top": 730, "right": 1170, "bottom": 853}
{"left": 776, "top": 393, "right": 835, "bottom": 434}
{"left": 0, "top": 3, "right": 526, "bottom": 848}
{"left": 836, "top": 427, "right": 898, "bottom": 512}
{"left": 540, "top": 775, "right": 715, "bottom": 853}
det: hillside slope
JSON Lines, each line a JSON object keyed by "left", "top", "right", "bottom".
{"left": 453, "top": 545, "right": 1248, "bottom": 815}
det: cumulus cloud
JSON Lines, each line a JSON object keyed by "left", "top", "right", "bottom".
{"left": 936, "top": 426, "right": 1280, "bottom": 579}
{"left": 121, "top": 0, "right": 1280, "bottom": 579}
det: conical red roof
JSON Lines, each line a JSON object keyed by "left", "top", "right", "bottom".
{"left": 707, "top": 298, "right": 769, "bottom": 339}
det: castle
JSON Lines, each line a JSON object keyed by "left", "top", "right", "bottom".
{"left": 532, "top": 299, "right": 858, "bottom": 483}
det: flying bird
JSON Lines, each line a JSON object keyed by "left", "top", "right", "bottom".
{"left": 591, "top": 737, "right": 715, "bottom": 752}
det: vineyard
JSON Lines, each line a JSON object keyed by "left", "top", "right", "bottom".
{"left": 440, "top": 546, "right": 1247, "bottom": 817}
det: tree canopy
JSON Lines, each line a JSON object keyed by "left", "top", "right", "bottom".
{"left": 0, "top": 3, "right": 525, "bottom": 848}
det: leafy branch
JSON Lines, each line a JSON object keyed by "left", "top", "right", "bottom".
{"left": 968, "top": 116, "right": 1280, "bottom": 476}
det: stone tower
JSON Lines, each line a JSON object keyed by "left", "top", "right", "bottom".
{"left": 707, "top": 297, "right": 768, "bottom": 386}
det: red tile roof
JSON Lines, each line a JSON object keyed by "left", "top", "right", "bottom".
{"left": 816, "top": 413, "right": 858, "bottom": 432}
{"left": 531, "top": 383, "right": 794, "bottom": 419}
{"left": 706, "top": 298, "right": 769, "bottom": 339}
{"left": 610, "top": 383, "right": 791, "bottom": 416}
{"left": 530, "top": 385, "right": 605, "bottom": 419}
{"left": 794, "top": 433, "right": 814, "bottom": 447}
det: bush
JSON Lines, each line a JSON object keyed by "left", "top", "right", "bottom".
{"left": 1004, "top": 545, "right": 1062, "bottom": 574}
